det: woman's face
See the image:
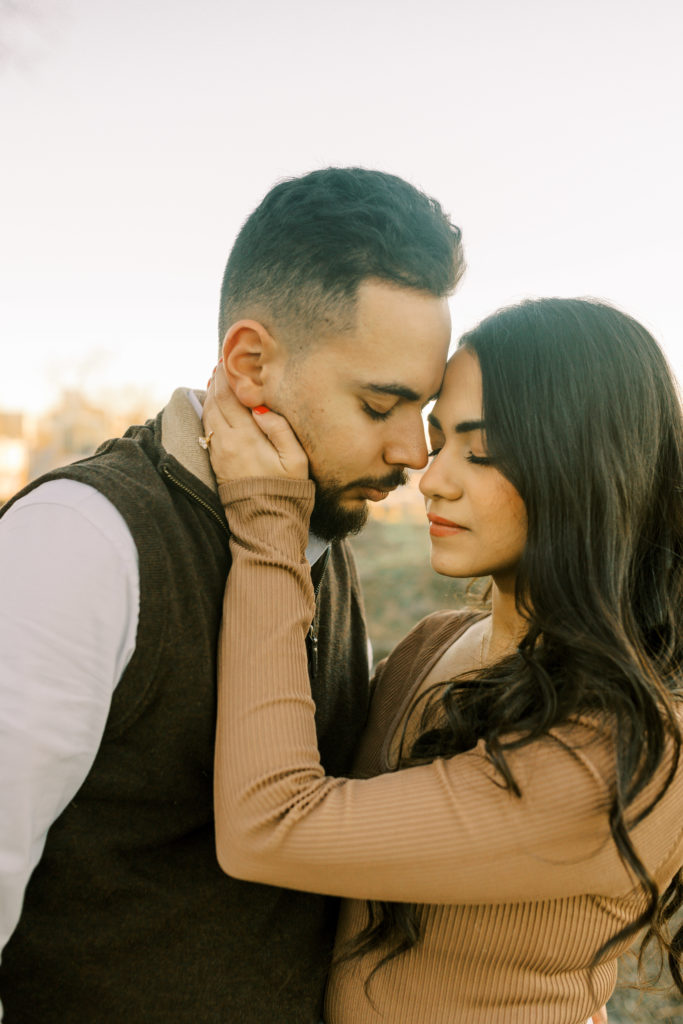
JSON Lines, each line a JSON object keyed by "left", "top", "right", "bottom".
{"left": 419, "top": 347, "right": 528, "bottom": 589}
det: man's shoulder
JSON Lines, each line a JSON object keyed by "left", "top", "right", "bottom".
{"left": 0, "top": 417, "right": 158, "bottom": 521}
{"left": 0, "top": 478, "right": 137, "bottom": 562}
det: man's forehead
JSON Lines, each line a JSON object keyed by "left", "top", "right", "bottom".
{"left": 299, "top": 286, "right": 450, "bottom": 397}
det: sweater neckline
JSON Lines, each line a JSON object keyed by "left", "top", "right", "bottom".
{"left": 379, "top": 609, "right": 488, "bottom": 773}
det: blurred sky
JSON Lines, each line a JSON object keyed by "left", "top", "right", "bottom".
{"left": 1, "top": 0, "right": 682, "bottom": 414}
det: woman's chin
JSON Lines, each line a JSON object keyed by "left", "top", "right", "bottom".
{"left": 429, "top": 551, "right": 470, "bottom": 579}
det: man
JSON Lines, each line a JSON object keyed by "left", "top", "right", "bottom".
{"left": 0, "top": 168, "right": 462, "bottom": 1022}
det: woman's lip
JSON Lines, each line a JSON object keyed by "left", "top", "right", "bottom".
{"left": 428, "top": 514, "right": 464, "bottom": 527}
{"left": 427, "top": 514, "right": 467, "bottom": 537}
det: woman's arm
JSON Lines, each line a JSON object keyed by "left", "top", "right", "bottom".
{"left": 205, "top": 375, "right": 683, "bottom": 907}
{"left": 214, "top": 480, "right": 683, "bottom": 905}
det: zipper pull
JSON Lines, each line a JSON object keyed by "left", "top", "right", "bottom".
{"left": 306, "top": 625, "right": 319, "bottom": 680}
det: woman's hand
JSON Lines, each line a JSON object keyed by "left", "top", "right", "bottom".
{"left": 202, "top": 363, "right": 309, "bottom": 485}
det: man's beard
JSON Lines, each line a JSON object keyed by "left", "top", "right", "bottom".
{"left": 309, "top": 469, "right": 408, "bottom": 542}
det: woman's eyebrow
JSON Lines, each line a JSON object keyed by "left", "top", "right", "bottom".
{"left": 455, "top": 419, "right": 486, "bottom": 434}
{"left": 427, "top": 412, "right": 486, "bottom": 434}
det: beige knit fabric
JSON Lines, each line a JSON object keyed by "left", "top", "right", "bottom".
{"left": 160, "top": 388, "right": 215, "bottom": 491}
{"left": 215, "top": 479, "right": 683, "bottom": 1024}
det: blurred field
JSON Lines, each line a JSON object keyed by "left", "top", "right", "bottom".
{"left": 607, "top": 932, "right": 683, "bottom": 1023}
{"left": 349, "top": 517, "right": 472, "bottom": 664}
{"left": 349, "top": 518, "right": 683, "bottom": 1022}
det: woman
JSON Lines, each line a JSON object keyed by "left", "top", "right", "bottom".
{"left": 204, "top": 297, "right": 683, "bottom": 1023}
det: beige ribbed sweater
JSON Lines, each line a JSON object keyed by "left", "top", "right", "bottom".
{"left": 215, "top": 479, "right": 683, "bottom": 1024}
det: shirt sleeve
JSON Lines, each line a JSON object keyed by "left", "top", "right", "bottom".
{"left": 214, "top": 480, "right": 676, "bottom": 906}
{"left": 0, "top": 480, "right": 139, "bottom": 966}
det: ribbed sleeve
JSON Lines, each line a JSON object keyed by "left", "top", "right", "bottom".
{"left": 214, "top": 481, "right": 683, "bottom": 1023}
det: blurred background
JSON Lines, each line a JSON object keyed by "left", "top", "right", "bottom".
{"left": 1, "top": 4, "right": 682, "bottom": 1015}
{"left": 1, "top": 0, "right": 682, "bottom": 485}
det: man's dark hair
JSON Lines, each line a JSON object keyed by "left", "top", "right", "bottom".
{"left": 218, "top": 167, "right": 464, "bottom": 347}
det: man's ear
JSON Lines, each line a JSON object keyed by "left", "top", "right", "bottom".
{"left": 220, "top": 320, "right": 280, "bottom": 407}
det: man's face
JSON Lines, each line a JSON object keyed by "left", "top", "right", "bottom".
{"left": 267, "top": 280, "right": 452, "bottom": 540}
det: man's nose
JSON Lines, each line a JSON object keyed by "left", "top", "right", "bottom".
{"left": 384, "top": 420, "right": 429, "bottom": 470}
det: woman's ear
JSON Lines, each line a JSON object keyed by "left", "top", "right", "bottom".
{"left": 220, "top": 320, "right": 279, "bottom": 407}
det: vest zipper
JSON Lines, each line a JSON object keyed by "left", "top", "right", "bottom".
{"left": 307, "top": 548, "right": 330, "bottom": 680}
{"left": 162, "top": 466, "right": 230, "bottom": 537}
{"left": 165, "top": 461, "right": 324, "bottom": 678}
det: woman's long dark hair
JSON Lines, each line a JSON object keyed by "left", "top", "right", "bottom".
{"left": 344, "top": 298, "right": 683, "bottom": 990}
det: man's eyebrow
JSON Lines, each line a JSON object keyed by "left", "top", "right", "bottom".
{"left": 362, "top": 382, "right": 422, "bottom": 402}
{"left": 427, "top": 412, "right": 486, "bottom": 434}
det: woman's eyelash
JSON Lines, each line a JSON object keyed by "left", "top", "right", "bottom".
{"left": 428, "top": 447, "right": 492, "bottom": 465}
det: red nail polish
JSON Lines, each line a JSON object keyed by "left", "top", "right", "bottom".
{"left": 253, "top": 405, "right": 270, "bottom": 414}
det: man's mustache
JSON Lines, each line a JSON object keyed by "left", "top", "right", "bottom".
{"left": 345, "top": 469, "right": 409, "bottom": 492}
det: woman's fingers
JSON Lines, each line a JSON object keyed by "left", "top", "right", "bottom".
{"left": 205, "top": 363, "right": 250, "bottom": 427}
{"left": 201, "top": 365, "right": 309, "bottom": 483}
{"left": 251, "top": 407, "right": 309, "bottom": 479}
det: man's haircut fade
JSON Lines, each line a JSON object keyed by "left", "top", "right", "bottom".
{"left": 218, "top": 167, "right": 465, "bottom": 347}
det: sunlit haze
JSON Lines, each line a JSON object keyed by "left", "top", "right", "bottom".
{"left": 1, "top": 0, "right": 681, "bottom": 416}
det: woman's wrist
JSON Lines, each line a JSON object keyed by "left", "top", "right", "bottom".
{"left": 218, "top": 477, "right": 314, "bottom": 507}
{"left": 220, "top": 479, "right": 315, "bottom": 561}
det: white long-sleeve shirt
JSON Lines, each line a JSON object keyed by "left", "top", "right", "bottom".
{"left": 0, "top": 467, "right": 330, "bottom": 1021}
{"left": 0, "top": 478, "right": 140, "bottom": 1008}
